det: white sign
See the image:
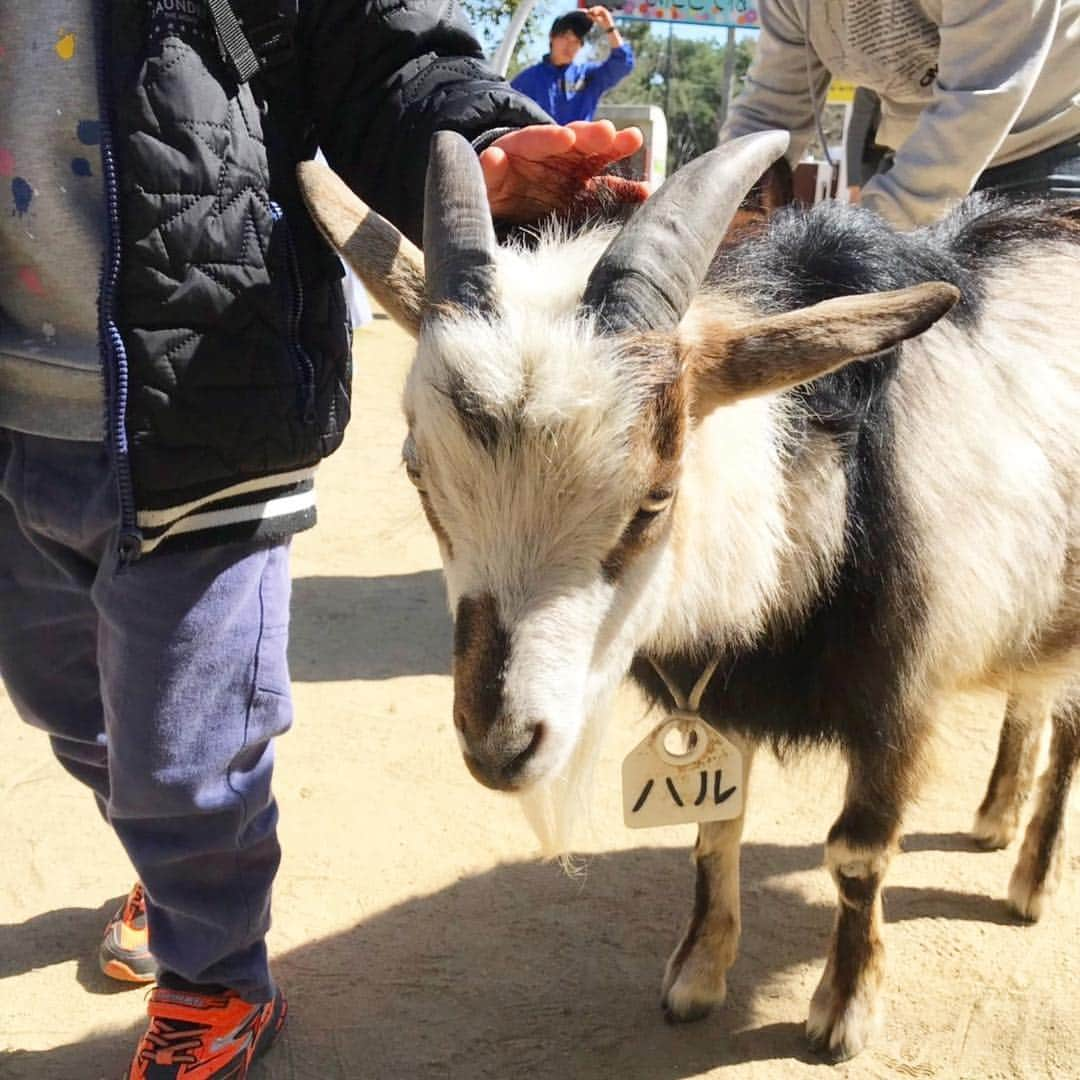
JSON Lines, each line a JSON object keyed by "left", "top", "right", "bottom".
{"left": 622, "top": 712, "right": 744, "bottom": 829}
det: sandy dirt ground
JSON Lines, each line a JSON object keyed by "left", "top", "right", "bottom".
{"left": 1, "top": 315, "right": 1078, "bottom": 1080}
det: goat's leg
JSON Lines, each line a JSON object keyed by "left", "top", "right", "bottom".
{"left": 972, "top": 691, "right": 1047, "bottom": 849}
{"left": 807, "top": 745, "right": 920, "bottom": 1062}
{"left": 661, "top": 739, "right": 755, "bottom": 1022}
{"left": 1008, "top": 695, "right": 1079, "bottom": 921}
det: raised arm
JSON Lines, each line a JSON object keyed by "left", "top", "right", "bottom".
{"left": 584, "top": 6, "right": 635, "bottom": 94}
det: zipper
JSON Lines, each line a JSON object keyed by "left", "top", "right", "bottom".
{"left": 95, "top": 0, "right": 142, "bottom": 565}
{"left": 270, "top": 200, "right": 316, "bottom": 422}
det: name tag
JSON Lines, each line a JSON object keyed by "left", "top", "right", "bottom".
{"left": 622, "top": 712, "right": 744, "bottom": 829}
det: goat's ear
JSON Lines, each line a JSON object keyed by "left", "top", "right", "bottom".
{"left": 297, "top": 161, "right": 424, "bottom": 339}
{"left": 688, "top": 282, "right": 960, "bottom": 413}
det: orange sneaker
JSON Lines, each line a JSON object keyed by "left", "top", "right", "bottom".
{"left": 126, "top": 985, "right": 287, "bottom": 1079}
{"left": 100, "top": 882, "right": 156, "bottom": 984}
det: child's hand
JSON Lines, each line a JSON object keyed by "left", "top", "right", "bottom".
{"left": 480, "top": 121, "right": 650, "bottom": 224}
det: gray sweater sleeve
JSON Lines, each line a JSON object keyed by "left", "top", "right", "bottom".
{"left": 718, "top": 0, "right": 830, "bottom": 165}
{"left": 719, "top": 0, "right": 1064, "bottom": 229}
{"left": 861, "top": 0, "right": 1061, "bottom": 228}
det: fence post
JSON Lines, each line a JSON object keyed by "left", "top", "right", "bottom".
{"left": 717, "top": 25, "right": 737, "bottom": 130}
{"left": 491, "top": 0, "right": 542, "bottom": 78}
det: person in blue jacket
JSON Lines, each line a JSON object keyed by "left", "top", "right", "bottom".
{"left": 512, "top": 8, "right": 635, "bottom": 124}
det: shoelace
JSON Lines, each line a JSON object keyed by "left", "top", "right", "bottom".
{"left": 138, "top": 1018, "right": 206, "bottom": 1066}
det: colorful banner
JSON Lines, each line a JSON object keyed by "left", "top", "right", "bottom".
{"left": 613, "top": 0, "right": 759, "bottom": 28}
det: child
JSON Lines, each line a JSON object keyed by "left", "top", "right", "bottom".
{"left": 0, "top": 3, "right": 643, "bottom": 1076}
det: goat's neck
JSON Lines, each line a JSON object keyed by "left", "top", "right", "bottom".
{"left": 642, "top": 394, "right": 843, "bottom": 661}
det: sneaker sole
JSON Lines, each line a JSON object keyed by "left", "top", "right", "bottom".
{"left": 99, "top": 943, "right": 156, "bottom": 985}
{"left": 252, "top": 992, "right": 289, "bottom": 1065}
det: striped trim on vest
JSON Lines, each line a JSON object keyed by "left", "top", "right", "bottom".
{"left": 137, "top": 467, "right": 316, "bottom": 553}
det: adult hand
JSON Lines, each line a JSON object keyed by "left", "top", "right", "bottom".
{"left": 480, "top": 120, "right": 650, "bottom": 224}
{"left": 588, "top": 5, "right": 617, "bottom": 31}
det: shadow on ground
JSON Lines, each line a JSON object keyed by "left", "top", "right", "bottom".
{"left": 901, "top": 830, "right": 987, "bottom": 854}
{"left": 289, "top": 572, "right": 451, "bottom": 682}
{"left": 0, "top": 895, "right": 138, "bottom": 997}
{"left": 0, "top": 838, "right": 1019, "bottom": 1080}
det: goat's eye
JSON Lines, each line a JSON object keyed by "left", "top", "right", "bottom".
{"left": 404, "top": 463, "right": 425, "bottom": 491}
{"left": 634, "top": 490, "right": 675, "bottom": 521}
{"left": 402, "top": 433, "right": 425, "bottom": 490}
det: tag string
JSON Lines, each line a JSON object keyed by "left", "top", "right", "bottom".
{"left": 647, "top": 655, "right": 721, "bottom": 714}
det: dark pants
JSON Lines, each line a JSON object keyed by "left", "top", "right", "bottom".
{"left": 871, "top": 136, "right": 1080, "bottom": 205}
{"left": 974, "top": 137, "right": 1080, "bottom": 200}
{"left": 0, "top": 430, "right": 291, "bottom": 1002}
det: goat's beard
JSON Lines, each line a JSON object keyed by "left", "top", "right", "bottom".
{"left": 517, "top": 703, "right": 608, "bottom": 871}
{"left": 515, "top": 658, "right": 632, "bottom": 868}
{"left": 517, "top": 581, "right": 665, "bottom": 868}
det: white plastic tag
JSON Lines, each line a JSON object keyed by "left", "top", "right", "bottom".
{"left": 622, "top": 711, "right": 744, "bottom": 829}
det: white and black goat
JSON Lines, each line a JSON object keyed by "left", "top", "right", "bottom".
{"left": 298, "top": 132, "right": 1080, "bottom": 1061}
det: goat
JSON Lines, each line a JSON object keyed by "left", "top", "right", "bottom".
{"left": 298, "top": 131, "right": 1080, "bottom": 1061}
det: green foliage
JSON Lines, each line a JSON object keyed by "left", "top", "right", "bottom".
{"left": 602, "top": 25, "right": 755, "bottom": 172}
{"left": 461, "top": 0, "right": 545, "bottom": 65}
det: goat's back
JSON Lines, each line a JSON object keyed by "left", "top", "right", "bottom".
{"left": 715, "top": 197, "right": 1080, "bottom": 696}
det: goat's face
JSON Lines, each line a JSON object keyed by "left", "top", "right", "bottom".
{"left": 298, "top": 130, "right": 959, "bottom": 813}
{"left": 402, "top": 298, "right": 687, "bottom": 791}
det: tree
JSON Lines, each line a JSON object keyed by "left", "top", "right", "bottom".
{"left": 601, "top": 25, "right": 756, "bottom": 173}
{"left": 461, "top": 0, "right": 545, "bottom": 67}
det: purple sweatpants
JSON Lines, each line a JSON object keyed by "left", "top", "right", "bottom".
{"left": 0, "top": 429, "right": 291, "bottom": 1001}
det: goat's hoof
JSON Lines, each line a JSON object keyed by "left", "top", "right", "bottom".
{"left": 660, "top": 962, "right": 726, "bottom": 1024}
{"left": 806, "top": 975, "right": 881, "bottom": 1063}
{"left": 971, "top": 807, "right": 1018, "bottom": 850}
{"left": 662, "top": 995, "right": 714, "bottom": 1024}
{"left": 661, "top": 979, "right": 719, "bottom": 1024}
{"left": 1008, "top": 848, "right": 1062, "bottom": 922}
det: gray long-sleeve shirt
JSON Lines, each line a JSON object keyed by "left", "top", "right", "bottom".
{"left": 0, "top": 2, "right": 105, "bottom": 441}
{"left": 721, "top": 0, "right": 1080, "bottom": 228}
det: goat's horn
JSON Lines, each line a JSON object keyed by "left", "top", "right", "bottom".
{"left": 296, "top": 160, "right": 425, "bottom": 336}
{"left": 582, "top": 130, "right": 790, "bottom": 334}
{"left": 424, "top": 130, "right": 498, "bottom": 316}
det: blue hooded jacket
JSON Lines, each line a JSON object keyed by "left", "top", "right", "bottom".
{"left": 511, "top": 44, "right": 635, "bottom": 124}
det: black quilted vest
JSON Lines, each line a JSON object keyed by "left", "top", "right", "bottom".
{"left": 101, "top": 1, "right": 546, "bottom": 556}
{"left": 107, "top": 1, "right": 349, "bottom": 517}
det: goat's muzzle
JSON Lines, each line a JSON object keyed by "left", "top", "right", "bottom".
{"left": 452, "top": 592, "right": 544, "bottom": 790}
{"left": 458, "top": 718, "right": 545, "bottom": 792}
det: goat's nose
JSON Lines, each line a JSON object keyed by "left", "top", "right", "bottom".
{"left": 460, "top": 721, "right": 545, "bottom": 792}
